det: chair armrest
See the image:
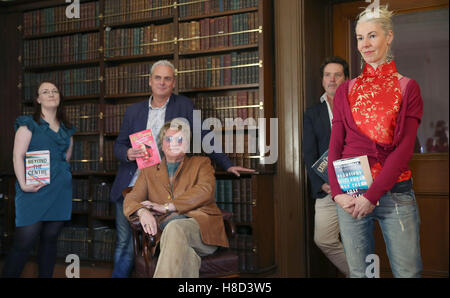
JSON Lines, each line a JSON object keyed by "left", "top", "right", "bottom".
{"left": 220, "top": 209, "right": 236, "bottom": 239}
{"left": 129, "top": 217, "right": 160, "bottom": 265}
{"left": 223, "top": 217, "right": 236, "bottom": 239}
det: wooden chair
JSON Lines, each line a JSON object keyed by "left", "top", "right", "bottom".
{"left": 123, "top": 187, "right": 239, "bottom": 278}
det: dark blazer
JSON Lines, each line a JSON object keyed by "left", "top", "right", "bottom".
{"left": 110, "top": 93, "right": 233, "bottom": 203}
{"left": 303, "top": 101, "right": 332, "bottom": 200}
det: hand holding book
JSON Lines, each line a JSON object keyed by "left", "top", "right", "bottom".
{"left": 351, "top": 195, "right": 376, "bottom": 219}
{"left": 22, "top": 150, "right": 50, "bottom": 192}
{"left": 334, "top": 193, "right": 356, "bottom": 214}
{"left": 333, "top": 155, "right": 377, "bottom": 218}
{"left": 129, "top": 129, "right": 161, "bottom": 169}
{"left": 335, "top": 193, "right": 375, "bottom": 217}
{"left": 20, "top": 183, "right": 47, "bottom": 193}
{"left": 127, "top": 147, "right": 146, "bottom": 161}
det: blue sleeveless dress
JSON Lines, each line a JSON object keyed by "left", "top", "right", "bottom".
{"left": 14, "top": 115, "right": 76, "bottom": 227}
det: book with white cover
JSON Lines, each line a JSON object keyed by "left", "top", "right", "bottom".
{"left": 26, "top": 150, "right": 50, "bottom": 185}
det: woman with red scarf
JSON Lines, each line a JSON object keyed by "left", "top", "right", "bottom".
{"left": 328, "top": 5, "right": 423, "bottom": 277}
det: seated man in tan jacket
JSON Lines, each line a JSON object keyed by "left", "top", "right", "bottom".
{"left": 123, "top": 119, "right": 228, "bottom": 277}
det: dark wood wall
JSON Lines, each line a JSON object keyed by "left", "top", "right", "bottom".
{"left": 303, "top": 0, "right": 342, "bottom": 277}
{"left": 304, "top": 0, "right": 333, "bottom": 109}
{"left": 0, "top": 9, "right": 22, "bottom": 174}
{"left": 273, "top": 0, "right": 341, "bottom": 277}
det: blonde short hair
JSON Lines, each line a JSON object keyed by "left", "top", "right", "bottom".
{"left": 357, "top": 4, "right": 394, "bottom": 36}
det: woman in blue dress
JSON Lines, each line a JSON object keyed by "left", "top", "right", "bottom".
{"left": 2, "top": 81, "right": 75, "bottom": 278}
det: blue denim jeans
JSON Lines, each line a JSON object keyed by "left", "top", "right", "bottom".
{"left": 337, "top": 189, "right": 422, "bottom": 278}
{"left": 111, "top": 200, "right": 134, "bottom": 278}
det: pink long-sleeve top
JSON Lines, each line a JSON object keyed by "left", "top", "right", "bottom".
{"left": 328, "top": 72, "right": 424, "bottom": 205}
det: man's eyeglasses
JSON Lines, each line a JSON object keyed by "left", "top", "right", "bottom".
{"left": 164, "top": 136, "right": 183, "bottom": 144}
{"left": 40, "top": 90, "right": 59, "bottom": 95}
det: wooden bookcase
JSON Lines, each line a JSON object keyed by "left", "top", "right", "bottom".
{"left": 12, "top": 0, "right": 275, "bottom": 275}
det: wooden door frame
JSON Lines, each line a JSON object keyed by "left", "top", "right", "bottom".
{"left": 273, "top": 0, "right": 307, "bottom": 277}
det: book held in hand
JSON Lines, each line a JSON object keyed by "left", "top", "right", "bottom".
{"left": 26, "top": 150, "right": 50, "bottom": 185}
{"left": 332, "top": 155, "right": 373, "bottom": 198}
{"left": 129, "top": 128, "right": 161, "bottom": 169}
{"left": 311, "top": 149, "right": 329, "bottom": 183}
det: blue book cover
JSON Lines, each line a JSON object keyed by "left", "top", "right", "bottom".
{"left": 311, "top": 149, "right": 329, "bottom": 183}
{"left": 333, "top": 155, "right": 373, "bottom": 198}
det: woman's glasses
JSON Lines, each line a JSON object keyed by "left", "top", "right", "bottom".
{"left": 164, "top": 135, "right": 183, "bottom": 145}
{"left": 40, "top": 90, "right": 59, "bottom": 95}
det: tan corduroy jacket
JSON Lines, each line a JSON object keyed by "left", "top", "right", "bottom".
{"left": 123, "top": 155, "right": 229, "bottom": 248}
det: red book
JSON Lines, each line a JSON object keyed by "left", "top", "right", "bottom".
{"left": 129, "top": 128, "right": 161, "bottom": 169}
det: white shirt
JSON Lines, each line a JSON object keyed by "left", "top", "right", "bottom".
{"left": 320, "top": 93, "right": 333, "bottom": 128}
{"left": 128, "top": 96, "right": 170, "bottom": 187}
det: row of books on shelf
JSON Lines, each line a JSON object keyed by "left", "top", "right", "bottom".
{"left": 26, "top": 99, "right": 261, "bottom": 134}
{"left": 92, "top": 226, "right": 116, "bottom": 261}
{"left": 22, "top": 50, "right": 257, "bottom": 98}
{"left": 179, "top": 12, "right": 259, "bottom": 52}
{"left": 226, "top": 154, "right": 260, "bottom": 171}
{"left": 55, "top": 226, "right": 116, "bottom": 262}
{"left": 105, "top": 62, "right": 153, "bottom": 96}
{"left": 71, "top": 140, "right": 100, "bottom": 172}
{"left": 215, "top": 178, "right": 252, "bottom": 223}
{"left": 197, "top": 106, "right": 261, "bottom": 126}
{"left": 24, "top": 103, "right": 129, "bottom": 135}
{"left": 105, "top": 52, "right": 259, "bottom": 94}
{"left": 104, "top": 103, "right": 132, "bottom": 134}
{"left": 24, "top": 14, "right": 259, "bottom": 66}
{"left": 71, "top": 146, "right": 260, "bottom": 174}
{"left": 105, "top": 23, "right": 174, "bottom": 57}
{"left": 105, "top": 0, "right": 258, "bottom": 23}
{"left": 103, "top": 140, "right": 120, "bottom": 172}
{"left": 23, "top": 1, "right": 100, "bottom": 36}
{"left": 23, "top": 33, "right": 100, "bottom": 67}
{"left": 178, "top": 51, "right": 259, "bottom": 90}
{"left": 23, "top": 224, "right": 259, "bottom": 268}
{"left": 92, "top": 182, "right": 115, "bottom": 217}
{"left": 70, "top": 158, "right": 261, "bottom": 174}
{"left": 56, "top": 226, "right": 90, "bottom": 260}
{"left": 193, "top": 90, "right": 260, "bottom": 122}
{"left": 71, "top": 160, "right": 119, "bottom": 174}
{"left": 65, "top": 103, "right": 99, "bottom": 133}
{"left": 22, "top": 0, "right": 259, "bottom": 38}
{"left": 104, "top": 11, "right": 258, "bottom": 58}
{"left": 72, "top": 180, "right": 116, "bottom": 217}
{"left": 229, "top": 233, "right": 258, "bottom": 273}
{"left": 105, "top": 144, "right": 260, "bottom": 173}
{"left": 21, "top": 226, "right": 258, "bottom": 269}
{"left": 104, "top": 0, "right": 173, "bottom": 25}
{"left": 13, "top": 224, "right": 259, "bottom": 268}
{"left": 23, "top": 67, "right": 100, "bottom": 101}
{"left": 72, "top": 179, "right": 90, "bottom": 213}
{"left": 178, "top": 0, "right": 258, "bottom": 18}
